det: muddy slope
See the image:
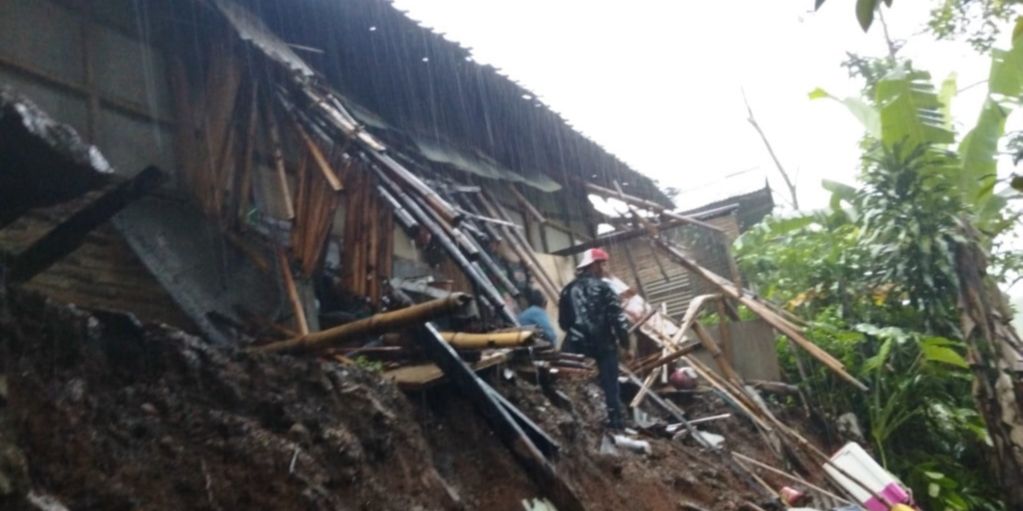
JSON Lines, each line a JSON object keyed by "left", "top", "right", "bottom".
{"left": 0, "top": 287, "right": 787, "bottom": 511}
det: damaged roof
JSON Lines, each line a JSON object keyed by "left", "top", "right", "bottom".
{"left": 220, "top": 0, "right": 670, "bottom": 204}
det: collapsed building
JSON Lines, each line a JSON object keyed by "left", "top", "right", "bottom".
{"left": 0, "top": 1, "right": 905, "bottom": 510}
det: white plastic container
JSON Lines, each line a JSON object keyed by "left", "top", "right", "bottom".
{"left": 824, "top": 442, "right": 912, "bottom": 511}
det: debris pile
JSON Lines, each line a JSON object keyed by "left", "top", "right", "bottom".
{"left": 1, "top": 286, "right": 869, "bottom": 511}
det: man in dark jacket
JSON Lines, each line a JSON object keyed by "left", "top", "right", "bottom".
{"left": 558, "top": 248, "right": 630, "bottom": 430}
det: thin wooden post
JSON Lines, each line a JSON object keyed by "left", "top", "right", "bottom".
{"left": 276, "top": 248, "right": 309, "bottom": 335}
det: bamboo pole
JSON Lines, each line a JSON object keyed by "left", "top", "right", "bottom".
{"left": 277, "top": 248, "right": 309, "bottom": 335}
{"left": 256, "top": 294, "right": 472, "bottom": 354}
{"left": 441, "top": 330, "right": 535, "bottom": 349}
{"left": 732, "top": 452, "right": 852, "bottom": 505}
{"left": 653, "top": 238, "right": 869, "bottom": 392}
{"left": 628, "top": 305, "right": 660, "bottom": 334}
{"left": 478, "top": 192, "right": 560, "bottom": 300}
{"left": 295, "top": 122, "right": 343, "bottom": 191}
{"left": 681, "top": 355, "right": 774, "bottom": 433}
{"left": 507, "top": 184, "right": 547, "bottom": 224}
{"left": 629, "top": 363, "right": 664, "bottom": 408}
{"left": 692, "top": 321, "right": 743, "bottom": 386}
{"left": 629, "top": 339, "right": 701, "bottom": 375}
{"left": 371, "top": 165, "right": 517, "bottom": 325}
{"left": 669, "top": 294, "right": 720, "bottom": 345}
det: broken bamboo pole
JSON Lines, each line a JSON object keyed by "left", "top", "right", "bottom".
{"left": 629, "top": 339, "right": 701, "bottom": 375}
{"left": 295, "top": 122, "right": 343, "bottom": 191}
{"left": 441, "top": 330, "right": 535, "bottom": 349}
{"left": 732, "top": 452, "right": 852, "bottom": 505}
{"left": 478, "top": 192, "right": 560, "bottom": 301}
{"left": 507, "top": 184, "right": 547, "bottom": 224}
{"left": 377, "top": 185, "right": 420, "bottom": 235}
{"left": 277, "top": 248, "right": 310, "bottom": 335}
{"left": 692, "top": 321, "right": 743, "bottom": 386}
{"left": 653, "top": 238, "right": 869, "bottom": 392}
{"left": 628, "top": 305, "right": 661, "bottom": 334}
{"left": 371, "top": 164, "right": 517, "bottom": 325}
{"left": 255, "top": 293, "right": 472, "bottom": 354}
{"left": 681, "top": 355, "right": 774, "bottom": 433}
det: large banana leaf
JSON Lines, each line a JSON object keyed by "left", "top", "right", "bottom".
{"left": 959, "top": 27, "right": 1023, "bottom": 209}
{"left": 874, "top": 69, "right": 955, "bottom": 151}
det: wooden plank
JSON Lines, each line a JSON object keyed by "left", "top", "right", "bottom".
{"left": 7, "top": 167, "right": 164, "bottom": 284}
{"left": 382, "top": 352, "right": 508, "bottom": 390}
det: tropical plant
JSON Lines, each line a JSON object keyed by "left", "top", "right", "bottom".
{"left": 815, "top": 0, "right": 1023, "bottom": 51}
{"left": 737, "top": 18, "right": 1023, "bottom": 509}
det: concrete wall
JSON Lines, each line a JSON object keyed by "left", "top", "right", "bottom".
{"left": 0, "top": 0, "right": 177, "bottom": 178}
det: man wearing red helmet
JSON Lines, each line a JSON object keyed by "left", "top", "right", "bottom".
{"left": 558, "top": 248, "right": 631, "bottom": 431}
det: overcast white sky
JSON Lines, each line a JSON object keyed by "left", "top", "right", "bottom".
{"left": 392, "top": 0, "right": 998, "bottom": 212}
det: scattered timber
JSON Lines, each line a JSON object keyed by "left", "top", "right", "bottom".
{"left": 255, "top": 294, "right": 471, "bottom": 354}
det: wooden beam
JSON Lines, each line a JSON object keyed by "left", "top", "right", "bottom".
{"left": 6, "top": 166, "right": 164, "bottom": 284}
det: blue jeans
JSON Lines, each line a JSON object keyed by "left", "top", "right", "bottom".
{"left": 564, "top": 339, "right": 623, "bottom": 429}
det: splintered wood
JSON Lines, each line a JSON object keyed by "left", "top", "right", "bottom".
{"left": 340, "top": 165, "right": 392, "bottom": 304}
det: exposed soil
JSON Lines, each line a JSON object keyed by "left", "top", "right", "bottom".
{"left": 0, "top": 286, "right": 837, "bottom": 511}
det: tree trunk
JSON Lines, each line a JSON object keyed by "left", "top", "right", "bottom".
{"left": 954, "top": 221, "right": 1023, "bottom": 508}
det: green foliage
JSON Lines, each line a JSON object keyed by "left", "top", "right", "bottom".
{"left": 928, "top": 0, "right": 1023, "bottom": 51}
{"left": 352, "top": 355, "right": 384, "bottom": 373}
{"left": 735, "top": 134, "right": 1003, "bottom": 511}
{"left": 875, "top": 69, "right": 956, "bottom": 150}
{"left": 857, "top": 0, "right": 879, "bottom": 32}
{"left": 796, "top": 3, "right": 1023, "bottom": 508}
{"left": 858, "top": 143, "right": 963, "bottom": 332}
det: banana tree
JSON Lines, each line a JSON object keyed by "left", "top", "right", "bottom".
{"left": 815, "top": 27, "right": 1023, "bottom": 507}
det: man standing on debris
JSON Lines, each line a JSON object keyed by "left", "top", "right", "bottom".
{"left": 558, "top": 248, "right": 631, "bottom": 430}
